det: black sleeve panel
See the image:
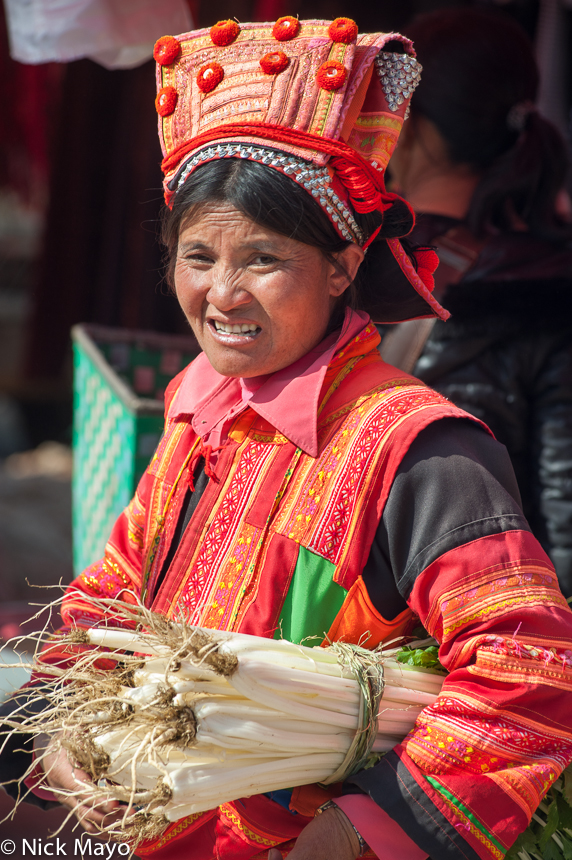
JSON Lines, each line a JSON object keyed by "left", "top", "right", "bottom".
{"left": 345, "top": 752, "right": 482, "bottom": 860}
{"left": 0, "top": 690, "right": 57, "bottom": 809}
{"left": 362, "top": 417, "right": 530, "bottom": 619}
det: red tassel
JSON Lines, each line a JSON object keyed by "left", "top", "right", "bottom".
{"left": 201, "top": 445, "right": 218, "bottom": 481}
{"left": 188, "top": 441, "right": 224, "bottom": 490}
{"left": 329, "top": 156, "right": 401, "bottom": 215}
{"left": 413, "top": 248, "right": 439, "bottom": 293}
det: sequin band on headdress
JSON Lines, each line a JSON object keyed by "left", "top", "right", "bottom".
{"left": 175, "top": 143, "right": 366, "bottom": 244}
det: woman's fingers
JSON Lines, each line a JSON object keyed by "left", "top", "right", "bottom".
{"left": 268, "top": 850, "right": 282, "bottom": 860}
{"left": 64, "top": 776, "right": 128, "bottom": 832}
{"left": 71, "top": 800, "right": 127, "bottom": 833}
{"left": 39, "top": 739, "right": 126, "bottom": 833}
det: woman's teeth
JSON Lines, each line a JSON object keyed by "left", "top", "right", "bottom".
{"left": 213, "top": 321, "right": 260, "bottom": 335}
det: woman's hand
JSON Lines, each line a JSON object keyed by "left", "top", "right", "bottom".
{"left": 35, "top": 736, "right": 123, "bottom": 834}
{"left": 268, "top": 805, "right": 361, "bottom": 860}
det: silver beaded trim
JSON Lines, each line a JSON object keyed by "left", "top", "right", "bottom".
{"left": 374, "top": 51, "right": 422, "bottom": 112}
{"left": 175, "top": 143, "right": 365, "bottom": 244}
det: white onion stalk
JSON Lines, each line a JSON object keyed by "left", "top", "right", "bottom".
{"left": 5, "top": 596, "right": 447, "bottom": 847}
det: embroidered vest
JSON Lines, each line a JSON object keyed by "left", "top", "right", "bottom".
{"left": 142, "top": 326, "right": 468, "bottom": 647}
{"left": 135, "top": 325, "right": 480, "bottom": 856}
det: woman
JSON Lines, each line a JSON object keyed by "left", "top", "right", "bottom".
{"left": 2, "top": 17, "right": 572, "bottom": 860}
{"left": 388, "top": 8, "right": 572, "bottom": 598}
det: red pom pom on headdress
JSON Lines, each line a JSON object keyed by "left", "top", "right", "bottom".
{"left": 272, "top": 16, "right": 300, "bottom": 41}
{"left": 155, "top": 86, "right": 178, "bottom": 116}
{"left": 197, "top": 62, "right": 224, "bottom": 93}
{"left": 317, "top": 60, "right": 347, "bottom": 91}
{"left": 260, "top": 51, "right": 289, "bottom": 75}
{"left": 153, "top": 36, "right": 181, "bottom": 65}
{"left": 413, "top": 249, "right": 440, "bottom": 292}
{"left": 210, "top": 20, "right": 240, "bottom": 46}
{"left": 328, "top": 18, "right": 358, "bottom": 43}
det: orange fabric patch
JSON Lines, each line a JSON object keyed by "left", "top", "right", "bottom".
{"left": 324, "top": 575, "right": 414, "bottom": 648}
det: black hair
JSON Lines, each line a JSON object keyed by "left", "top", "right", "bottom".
{"left": 405, "top": 8, "right": 572, "bottom": 242}
{"left": 161, "top": 156, "right": 421, "bottom": 323}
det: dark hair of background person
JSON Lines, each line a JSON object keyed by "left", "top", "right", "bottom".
{"left": 405, "top": 8, "right": 572, "bottom": 243}
{"left": 161, "top": 156, "right": 422, "bottom": 324}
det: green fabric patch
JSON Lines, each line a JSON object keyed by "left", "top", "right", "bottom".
{"left": 275, "top": 545, "right": 346, "bottom": 644}
{"left": 425, "top": 776, "right": 505, "bottom": 852}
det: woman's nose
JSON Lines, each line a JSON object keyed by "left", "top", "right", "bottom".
{"left": 206, "top": 268, "right": 251, "bottom": 310}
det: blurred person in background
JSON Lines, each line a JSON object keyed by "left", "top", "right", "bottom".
{"left": 388, "top": 8, "right": 572, "bottom": 598}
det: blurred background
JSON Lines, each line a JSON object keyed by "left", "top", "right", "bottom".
{"left": 0, "top": 0, "right": 569, "bottom": 848}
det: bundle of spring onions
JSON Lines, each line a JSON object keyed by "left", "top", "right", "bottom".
{"left": 1, "top": 594, "right": 444, "bottom": 844}
{"left": 4, "top": 593, "right": 572, "bottom": 855}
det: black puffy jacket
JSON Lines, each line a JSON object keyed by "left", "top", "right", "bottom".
{"left": 411, "top": 215, "right": 572, "bottom": 597}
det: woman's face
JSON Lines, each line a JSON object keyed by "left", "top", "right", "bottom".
{"left": 174, "top": 203, "right": 362, "bottom": 378}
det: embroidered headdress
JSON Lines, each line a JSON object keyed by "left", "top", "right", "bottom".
{"left": 154, "top": 18, "right": 449, "bottom": 322}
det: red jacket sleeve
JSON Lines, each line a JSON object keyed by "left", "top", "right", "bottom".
{"left": 349, "top": 528, "right": 572, "bottom": 860}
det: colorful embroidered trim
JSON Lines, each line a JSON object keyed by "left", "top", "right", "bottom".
{"left": 219, "top": 804, "right": 278, "bottom": 847}
{"left": 425, "top": 776, "right": 506, "bottom": 856}
{"left": 162, "top": 120, "right": 413, "bottom": 250}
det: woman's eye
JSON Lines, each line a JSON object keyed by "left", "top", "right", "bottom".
{"left": 253, "top": 255, "right": 278, "bottom": 266}
{"left": 184, "top": 253, "right": 213, "bottom": 264}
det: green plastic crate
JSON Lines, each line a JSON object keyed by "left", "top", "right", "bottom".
{"left": 72, "top": 324, "right": 199, "bottom": 576}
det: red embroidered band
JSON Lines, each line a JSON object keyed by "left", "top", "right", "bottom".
{"left": 163, "top": 121, "right": 411, "bottom": 222}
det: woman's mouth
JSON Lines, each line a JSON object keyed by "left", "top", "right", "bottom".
{"left": 210, "top": 320, "right": 261, "bottom": 339}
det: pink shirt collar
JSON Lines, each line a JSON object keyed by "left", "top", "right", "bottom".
{"left": 169, "top": 309, "right": 370, "bottom": 457}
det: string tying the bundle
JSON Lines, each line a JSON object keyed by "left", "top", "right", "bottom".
{"left": 320, "top": 641, "right": 386, "bottom": 784}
